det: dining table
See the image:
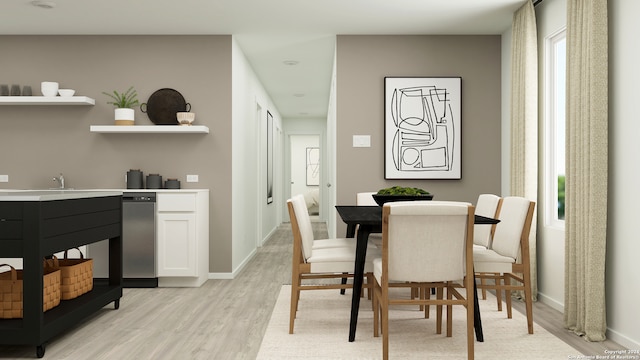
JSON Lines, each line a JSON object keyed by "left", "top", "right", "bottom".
{"left": 335, "top": 205, "right": 500, "bottom": 343}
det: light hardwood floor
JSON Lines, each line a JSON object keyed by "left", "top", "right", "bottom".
{"left": 0, "top": 222, "right": 626, "bottom": 359}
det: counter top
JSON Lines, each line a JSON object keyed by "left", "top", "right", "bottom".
{"left": 0, "top": 190, "right": 123, "bottom": 202}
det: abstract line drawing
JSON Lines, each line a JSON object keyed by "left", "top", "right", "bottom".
{"left": 306, "top": 147, "right": 320, "bottom": 186}
{"left": 384, "top": 77, "right": 461, "bottom": 179}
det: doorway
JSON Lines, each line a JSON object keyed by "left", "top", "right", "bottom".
{"left": 290, "top": 134, "right": 320, "bottom": 218}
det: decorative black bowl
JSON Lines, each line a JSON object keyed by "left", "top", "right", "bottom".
{"left": 372, "top": 194, "right": 434, "bottom": 206}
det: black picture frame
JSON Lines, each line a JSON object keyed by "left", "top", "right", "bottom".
{"left": 384, "top": 76, "right": 462, "bottom": 180}
{"left": 266, "top": 111, "right": 274, "bottom": 204}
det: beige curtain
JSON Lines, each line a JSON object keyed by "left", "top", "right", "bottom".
{"left": 510, "top": 0, "right": 538, "bottom": 301}
{"left": 564, "top": 0, "right": 608, "bottom": 341}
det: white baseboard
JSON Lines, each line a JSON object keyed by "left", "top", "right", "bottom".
{"left": 606, "top": 328, "right": 640, "bottom": 350}
{"left": 537, "top": 292, "right": 564, "bottom": 313}
{"left": 537, "top": 292, "right": 640, "bottom": 349}
{"left": 207, "top": 247, "right": 258, "bottom": 280}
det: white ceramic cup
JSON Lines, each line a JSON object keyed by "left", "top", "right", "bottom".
{"left": 58, "top": 89, "right": 75, "bottom": 97}
{"left": 177, "top": 112, "right": 195, "bottom": 125}
{"left": 41, "top": 81, "right": 59, "bottom": 97}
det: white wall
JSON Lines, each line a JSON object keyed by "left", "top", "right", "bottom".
{"left": 502, "top": 0, "right": 640, "bottom": 349}
{"left": 608, "top": 0, "right": 640, "bottom": 349}
{"left": 231, "top": 38, "right": 282, "bottom": 277}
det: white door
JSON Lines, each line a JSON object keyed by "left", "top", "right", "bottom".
{"left": 290, "top": 134, "right": 320, "bottom": 216}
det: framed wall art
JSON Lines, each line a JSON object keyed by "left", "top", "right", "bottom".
{"left": 384, "top": 76, "right": 462, "bottom": 179}
{"left": 306, "top": 147, "right": 320, "bottom": 186}
{"left": 266, "top": 110, "right": 274, "bottom": 204}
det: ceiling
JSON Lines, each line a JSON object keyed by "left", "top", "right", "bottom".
{"left": 0, "top": 0, "right": 525, "bottom": 119}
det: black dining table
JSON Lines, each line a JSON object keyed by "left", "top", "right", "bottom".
{"left": 335, "top": 205, "right": 499, "bottom": 342}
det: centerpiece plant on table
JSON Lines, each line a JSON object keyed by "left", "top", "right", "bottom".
{"left": 103, "top": 86, "right": 140, "bottom": 126}
{"left": 373, "top": 186, "right": 433, "bottom": 206}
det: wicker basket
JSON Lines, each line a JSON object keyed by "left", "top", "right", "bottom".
{"left": 0, "top": 263, "right": 61, "bottom": 319}
{"left": 44, "top": 248, "right": 94, "bottom": 301}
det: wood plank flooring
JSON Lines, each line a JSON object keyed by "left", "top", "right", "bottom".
{"left": 0, "top": 222, "right": 626, "bottom": 359}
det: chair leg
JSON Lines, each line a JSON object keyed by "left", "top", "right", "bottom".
{"left": 423, "top": 285, "right": 431, "bottom": 319}
{"left": 289, "top": 275, "right": 301, "bottom": 334}
{"left": 373, "top": 282, "right": 380, "bottom": 337}
{"left": 480, "top": 277, "right": 487, "bottom": 300}
{"left": 366, "top": 273, "right": 374, "bottom": 309}
{"left": 446, "top": 282, "right": 453, "bottom": 337}
{"left": 382, "top": 295, "right": 389, "bottom": 360}
{"left": 505, "top": 275, "right": 512, "bottom": 319}
{"left": 495, "top": 273, "right": 503, "bottom": 311}
{"left": 436, "top": 287, "right": 443, "bottom": 334}
{"left": 466, "top": 285, "right": 475, "bottom": 360}
{"left": 522, "top": 274, "right": 534, "bottom": 334}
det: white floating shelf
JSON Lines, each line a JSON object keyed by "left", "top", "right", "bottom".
{"left": 0, "top": 96, "right": 95, "bottom": 105}
{"left": 90, "top": 125, "right": 210, "bottom": 134}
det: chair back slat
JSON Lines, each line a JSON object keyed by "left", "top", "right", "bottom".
{"left": 473, "top": 194, "right": 501, "bottom": 248}
{"left": 491, "top": 196, "right": 533, "bottom": 260}
{"left": 384, "top": 201, "right": 472, "bottom": 283}
{"left": 289, "top": 194, "right": 315, "bottom": 260}
{"left": 356, "top": 192, "right": 378, "bottom": 206}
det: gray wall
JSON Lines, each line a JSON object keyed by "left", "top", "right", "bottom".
{"left": 0, "top": 35, "right": 234, "bottom": 273}
{"left": 336, "top": 35, "right": 502, "bottom": 235}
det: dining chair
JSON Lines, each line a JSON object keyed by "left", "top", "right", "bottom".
{"left": 473, "top": 194, "right": 502, "bottom": 302}
{"left": 356, "top": 191, "right": 378, "bottom": 206}
{"left": 287, "top": 196, "right": 380, "bottom": 334}
{"left": 372, "top": 201, "right": 476, "bottom": 360}
{"left": 473, "top": 194, "right": 501, "bottom": 250}
{"left": 290, "top": 194, "right": 375, "bottom": 251}
{"left": 356, "top": 192, "right": 383, "bottom": 248}
{"left": 473, "top": 196, "right": 536, "bottom": 334}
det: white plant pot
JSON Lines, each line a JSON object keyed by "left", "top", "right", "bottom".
{"left": 114, "top": 108, "right": 135, "bottom": 126}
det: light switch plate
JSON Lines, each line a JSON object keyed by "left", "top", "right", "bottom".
{"left": 186, "top": 174, "right": 199, "bottom": 183}
{"left": 0, "top": 175, "right": 8, "bottom": 183}
{"left": 353, "top": 135, "right": 371, "bottom": 148}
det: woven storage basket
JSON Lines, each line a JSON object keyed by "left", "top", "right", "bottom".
{"left": 44, "top": 248, "right": 93, "bottom": 301}
{"left": 0, "top": 264, "right": 61, "bottom": 319}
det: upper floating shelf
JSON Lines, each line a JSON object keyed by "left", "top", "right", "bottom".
{"left": 0, "top": 96, "right": 96, "bottom": 105}
{"left": 90, "top": 125, "right": 210, "bottom": 134}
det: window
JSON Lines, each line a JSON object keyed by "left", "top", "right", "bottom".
{"left": 545, "top": 29, "right": 566, "bottom": 226}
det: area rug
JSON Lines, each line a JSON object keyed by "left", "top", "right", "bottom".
{"left": 257, "top": 285, "right": 581, "bottom": 359}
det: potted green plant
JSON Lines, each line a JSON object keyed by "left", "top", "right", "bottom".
{"left": 372, "top": 186, "right": 433, "bottom": 206}
{"left": 103, "top": 86, "right": 139, "bottom": 126}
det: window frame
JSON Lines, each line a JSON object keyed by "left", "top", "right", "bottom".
{"left": 544, "top": 28, "right": 567, "bottom": 229}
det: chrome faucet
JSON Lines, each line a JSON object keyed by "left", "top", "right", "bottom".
{"left": 52, "top": 173, "right": 65, "bottom": 189}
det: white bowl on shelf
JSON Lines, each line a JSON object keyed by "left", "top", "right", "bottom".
{"left": 177, "top": 112, "right": 195, "bottom": 126}
{"left": 41, "top": 81, "right": 59, "bottom": 97}
{"left": 58, "top": 89, "right": 75, "bottom": 97}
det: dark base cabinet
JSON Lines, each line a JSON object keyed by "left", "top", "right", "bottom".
{"left": 0, "top": 193, "right": 123, "bottom": 358}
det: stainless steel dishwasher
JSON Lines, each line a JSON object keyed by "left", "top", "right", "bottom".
{"left": 90, "top": 192, "right": 158, "bottom": 287}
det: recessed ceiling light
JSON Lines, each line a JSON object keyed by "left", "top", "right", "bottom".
{"left": 31, "top": 0, "right": 56, "bottom": 9}
{"left": 283, "top": 60, "right": 299, "bottom": 66}
{"left": 293, "top": 93, "right": 305, "bottom": 97}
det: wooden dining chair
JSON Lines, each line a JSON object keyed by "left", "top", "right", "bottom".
{"left": 290, "top": 194, "right": 376, "bottom": 251}
{"left": 356, "top": 192, "right": 383, "bottom": 248}
{"left": 473, "top": 196, "right": 536, "bottom": 334}
{"left": 473, "top": 194, "right": 502, "bottom": 302}
{"left": 372, "top": 201, "right": 476, "bottom": 360}
{"left": 287, "top": 196, "right": 380, "bottom": 334}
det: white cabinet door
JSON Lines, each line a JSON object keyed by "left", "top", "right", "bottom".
{"left": 156, "top": 213, "right": 197, "bottom": 277}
